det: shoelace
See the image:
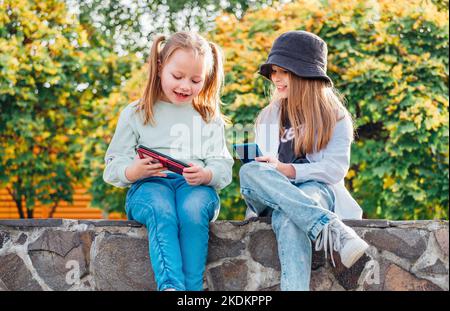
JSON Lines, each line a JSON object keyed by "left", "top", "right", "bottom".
{"left": 315, "top": 219, "right": 344, "bottom": 267}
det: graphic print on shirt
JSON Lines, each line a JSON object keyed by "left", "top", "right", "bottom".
{"left": 278, "top": 117, "right": 310, "bottom": 164}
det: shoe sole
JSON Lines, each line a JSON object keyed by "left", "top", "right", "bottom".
{"left": 340, "top": 238, "right": 370, "bottom": 268}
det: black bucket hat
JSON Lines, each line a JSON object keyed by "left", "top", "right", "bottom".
{"left": 259, "top": 30, "right": 333, "bottom": 86}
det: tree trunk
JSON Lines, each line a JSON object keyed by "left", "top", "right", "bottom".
{"left": 26, "top": 208, "right": 33, "bottom": 219}
{"left": 49, "top": 202, "right": 58, "bottom": 218}
{"left": 6, "top": 187, "right": 25, "bottom": 219}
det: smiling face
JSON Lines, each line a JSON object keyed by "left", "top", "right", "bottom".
{"left": 159, "top": 48, "right": 207, "bottom": 105}
{"left": 270, "top": 65, "right": 290, "bottom": 99}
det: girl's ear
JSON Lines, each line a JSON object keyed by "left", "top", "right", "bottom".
{"left": 157, "top": 59, "right": 162, "bottom": 77}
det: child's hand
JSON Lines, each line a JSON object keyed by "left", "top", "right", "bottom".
{"left": 183, "top": 164, "right": 212, "bottom": 186}
{"left": 255, "top": 156, "right": 296, "bottom": 179}
{"left": 125, "top": 155, "right": 167, "bottom": 183}
{"left": 255, "top": 155, "right": 279, "bottom": 167}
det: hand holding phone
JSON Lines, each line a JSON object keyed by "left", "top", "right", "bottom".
{"left": 182, "top": 164, "right": 213, "bottom": 186}
{"left": 136, "top": 145, "right": 190, "bottom": 175}
{"left": 125, "top": 155, "right": 168, "bottom": 182}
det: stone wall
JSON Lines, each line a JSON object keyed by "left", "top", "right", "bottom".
{"left": 0, "top": 218, "right": 448, "bottom": 291}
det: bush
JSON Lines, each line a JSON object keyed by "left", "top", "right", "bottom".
{"left": 0, "top": 0, "right": 137, "bottom": 218}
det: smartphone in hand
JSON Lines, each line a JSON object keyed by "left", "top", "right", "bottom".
{"left": 136, "top": 145, "right": 190, "bottom": 175}
{"left": 232, "top": 143, "right": 263, "bottom": 164}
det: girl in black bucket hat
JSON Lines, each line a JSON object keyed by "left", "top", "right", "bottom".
{"left": 259, "top": 30, "right": 333, "bottom": 87}
{"left": 239, "top": 31, "right": 369, "bottom": 291}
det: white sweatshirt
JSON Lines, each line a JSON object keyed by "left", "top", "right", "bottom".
{"left": 255, "top": 101, "right": 363, "bottom": 220}
{"left": 103, "top": 100, "right": 234, "bottom": 190}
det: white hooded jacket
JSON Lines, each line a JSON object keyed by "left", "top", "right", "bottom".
{"left": 254, "top": 101, "right": 363, "bottom": 220}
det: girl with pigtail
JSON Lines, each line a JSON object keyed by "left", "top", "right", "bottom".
{"left": 104, "top": 32, "right": 233, "bottom": 291}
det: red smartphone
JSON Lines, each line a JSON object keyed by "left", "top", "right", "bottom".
{"left": 136, "top": 145, "right": 190, "bottom": 175}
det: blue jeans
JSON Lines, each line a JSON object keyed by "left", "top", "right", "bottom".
{"left": 239, "top": 161, "right": 336, "bottom": 291}
{"left": 125, "top": 173, "right": 220, "bottom": 291}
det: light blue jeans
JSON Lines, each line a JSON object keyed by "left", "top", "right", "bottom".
{"left": 125, "top": 173, "right": 220, "bottom": 291}
{"left": 239, "top": 161, "right": 336, "bottom": 291}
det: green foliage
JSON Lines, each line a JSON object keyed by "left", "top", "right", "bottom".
{"left": 0, "top": 0, "right": 137, "bottom": 218}
{"left": 72, "top": 0, "right": 274, "bottom": 55}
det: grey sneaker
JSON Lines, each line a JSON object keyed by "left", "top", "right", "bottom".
{"left": 315, "top": 218, "right": 369, "bottom": 268}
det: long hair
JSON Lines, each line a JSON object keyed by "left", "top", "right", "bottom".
{"left": 138, "top": 32, "right": 224, "bottom": 125}
{"left": 261, "top": 73, "right": 353, "bottom": 155}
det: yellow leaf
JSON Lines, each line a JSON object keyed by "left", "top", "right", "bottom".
{"left": 383, "top": 176, "right": 396, "bottom": 189}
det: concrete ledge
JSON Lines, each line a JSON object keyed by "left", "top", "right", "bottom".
{"left": 0, "top": 218, "right": 448, "bottom": 291}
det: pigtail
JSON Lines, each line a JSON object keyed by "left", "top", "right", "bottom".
{"left": 207, "top": 42, "right": 224, "bottom": 109}
{"left": 194, "top": 42, "right": 226, "bottom": 123}
{"left": 138, "top": 35, "right": 166, "bottom": 125}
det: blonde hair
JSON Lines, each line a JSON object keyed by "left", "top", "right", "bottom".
{"left": 138, "top": 32, "right": 224, "bottom": 125}
{"left": 261, "top": 73, "right": 353, "bottom": 155}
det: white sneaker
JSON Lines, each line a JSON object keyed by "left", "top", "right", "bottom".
{"left": 315, "top": 218, "right": 369, "bottom": 268}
